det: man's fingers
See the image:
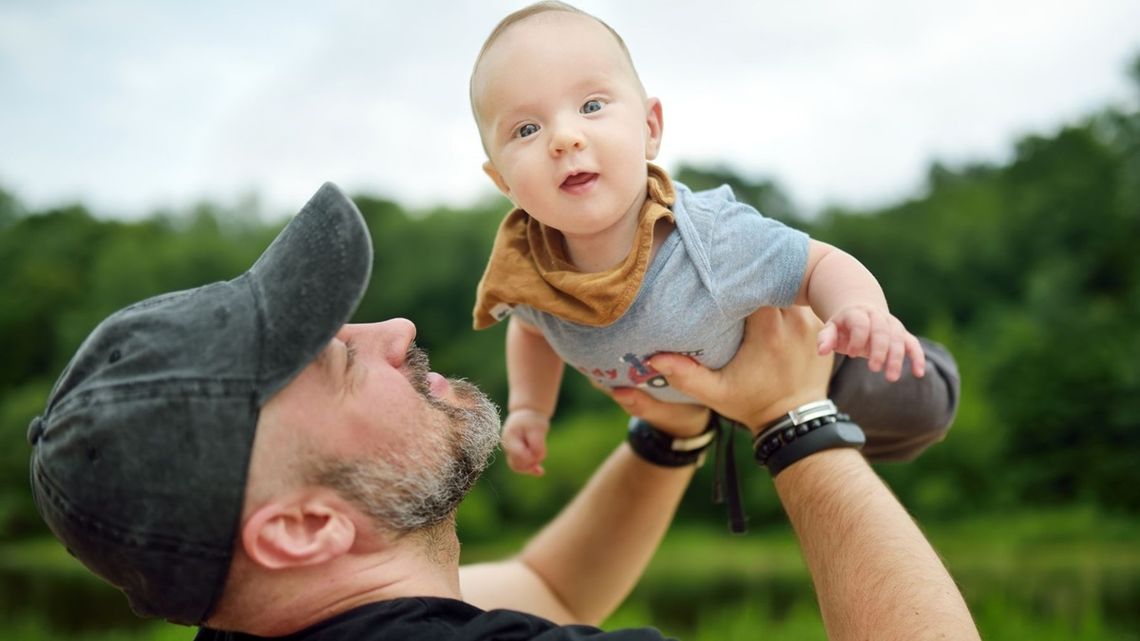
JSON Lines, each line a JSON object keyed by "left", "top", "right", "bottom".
{"left": 647, "top": 353, "right": 726, "bottom": 408}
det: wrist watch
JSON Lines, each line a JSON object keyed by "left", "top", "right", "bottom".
{"left": 627, "top": 416, "right": 717, "bottom": 467}
{"left": 753, "top": 400, "right": 866, "bottom": 476}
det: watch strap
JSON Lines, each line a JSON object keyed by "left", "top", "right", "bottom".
{"left": 626, "top": 415, "right": 716, "bottom": 467}
{"left": 753, "top": 401, "right": 866, "bottom": 476}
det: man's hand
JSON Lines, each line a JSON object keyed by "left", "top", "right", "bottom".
{"left": 818, "top": 304, "right": 925, "bottom": 382}
{"left": 645, "top": 306, "right": 833, "bottom": 434}
{"left": 608, "top": 390, "right": 710, "bottom": 440}
{"left": 501, "top": 409, "right": 551, "bottom": 476}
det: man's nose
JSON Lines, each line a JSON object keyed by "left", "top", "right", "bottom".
{"left": 344, "top": 318, "right": 417, "bottom": 367}
{"left": 379, "top": 318, "right": 417, "bottom": 366}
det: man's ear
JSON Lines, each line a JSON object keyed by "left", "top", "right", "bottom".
{"left": 483, "top": 161, "right": 513, "bottom": 200}
{"left": 644, "top": 97, "right": 664, "bottom": 161}
{"left": 240, "top": 491, "right": 356, "bottom": 570}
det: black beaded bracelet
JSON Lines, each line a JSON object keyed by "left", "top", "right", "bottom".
{"left": 627, "top": 416, "right": 717, "bottom": 467}
{"left": 753, "top": 400, "right": 866, "bottom": 476}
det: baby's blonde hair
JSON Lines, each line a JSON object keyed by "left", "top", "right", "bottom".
{"left": 469, "top": 1, "right": 646, "bottom": 148}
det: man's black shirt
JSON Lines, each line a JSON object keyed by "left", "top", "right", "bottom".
{"left": 195, "top": 597, "right": 671, "bottom": 640}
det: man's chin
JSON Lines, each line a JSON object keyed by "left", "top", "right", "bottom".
{"left": 447, "top": 379, "right": 501, "bottom": 477}
{"left": 447, "top": 377, "right": 495, "bottom": 411}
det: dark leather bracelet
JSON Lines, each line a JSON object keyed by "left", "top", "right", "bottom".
{"left": 753, "top": 400, "right": 866, "bottom": 476}
{"left": 627, "top": 416, "right": 716, "bottom": 467}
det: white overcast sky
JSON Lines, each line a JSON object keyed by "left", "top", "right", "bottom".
{"left": 2, "top": 0, "right": 1139, "bottom": 219}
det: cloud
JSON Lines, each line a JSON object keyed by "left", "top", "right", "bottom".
{"left": 1, "top": 0, "right": 1138, "bottom": 217}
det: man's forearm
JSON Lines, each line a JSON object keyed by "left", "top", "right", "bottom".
{"left": 774, "top": 449, "right": 979, "bottom": 641}
{"left": 517, "top": 443, "right": 696, "bottom": 625}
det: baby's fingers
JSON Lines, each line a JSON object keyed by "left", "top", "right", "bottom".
{"left": 817, "top": 322, "right": 839, "bottom": 355}
{"left": 867, "top": 314, "right": 891, "bottom": 373}
{"left": 522, "top": 425, "right": 549, "bottom": 466}
{"left": 883, "top": 333, "right": 906, "bottom": 381}
{"left": 844, "top": 313, "right": 872, "bottom": 358}
{"left": 906, "top": 334, "right": 926, "bottom": 378}
{"left": 504, "top": 443, "right": 542, "bottom": 476}
{"left": 503, "top": 427, "right": 545, "bottom": 476}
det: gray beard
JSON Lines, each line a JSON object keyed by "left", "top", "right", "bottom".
{"left": 311, "top": 344, "right": 501, "bottom": 534}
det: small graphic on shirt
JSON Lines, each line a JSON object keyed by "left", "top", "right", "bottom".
{"left": 575, "top": 349, "right": 704, "bottom": 390}
{"left": 620, "top": 353, "right": 669, "bottom": 389}
{"left": 577, "top": 365, "right": 620, "bottom": 382}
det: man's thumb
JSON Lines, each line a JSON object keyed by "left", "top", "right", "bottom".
{"left": 648, "top": 354, "right": 720, "bottom": 403}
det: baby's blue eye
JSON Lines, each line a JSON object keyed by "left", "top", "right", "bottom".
{"left": 518, "top": 123, "right": 539, "bottom": 138}
{"left": 581, "top": 99, "right": 603, "bottom": 114}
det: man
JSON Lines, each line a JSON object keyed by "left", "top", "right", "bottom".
{"left": 28, "top": 183, "right": 978, "bottom": 640}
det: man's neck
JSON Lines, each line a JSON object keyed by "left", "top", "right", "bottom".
{"left": 210, "top": 526, "right": 462, "bottom": 636}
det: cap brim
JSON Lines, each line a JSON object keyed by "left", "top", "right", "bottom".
{"left": 246, "top": 182, "right": 373, "bottom": 402}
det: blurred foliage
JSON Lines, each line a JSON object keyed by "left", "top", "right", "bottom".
{"left": 3, "top": 509, "right": 1137, "bottom": 639}
{"left": 3, "top": 61, "right": 1140, "bottom": 558}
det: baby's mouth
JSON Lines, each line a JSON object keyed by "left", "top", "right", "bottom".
{"left": 561, "top": 172, "right": 598, "bottom": 191}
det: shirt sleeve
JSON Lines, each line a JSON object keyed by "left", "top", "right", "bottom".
{"left": 707, "top": 200, "right": 809, "bottom": 320}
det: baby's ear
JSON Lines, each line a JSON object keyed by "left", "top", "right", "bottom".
{"left": 644, "top": 97, "right": 664, "bottom": 160}
{"left": 483, "top": 161, "right": 512, "bottom": 199}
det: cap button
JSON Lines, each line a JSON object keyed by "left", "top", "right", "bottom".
{"left": 27, "top": 415, "right": 45, "bottom": 445}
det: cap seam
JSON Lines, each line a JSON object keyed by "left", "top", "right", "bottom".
{"left": 50, "top": 377, "right": 258, "bottom": 418}
{"left": 245, "top": 274, "right": 268, "bottom": 392}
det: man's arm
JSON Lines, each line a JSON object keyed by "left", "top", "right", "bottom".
{"left": 775, "top": 449, "right": 979, "bottom": 641}
{"left": 652, "top": 306, "right": 980, "bottom": 641}
{"left": 459, "top": 443, "right": 697, "bottom": 625}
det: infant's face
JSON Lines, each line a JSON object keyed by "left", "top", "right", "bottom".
{"left": 473, "top": 11, "right": 662, "bottom": 239}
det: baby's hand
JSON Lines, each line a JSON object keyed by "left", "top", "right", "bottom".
{"left": 817, "top": 304, "right": 925, "bottom": 381}
{"left": 501, "top": 409, "right": 551, "bottom": 476}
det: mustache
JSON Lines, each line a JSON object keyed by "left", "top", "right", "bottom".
{"left": 402, "top": 342, "right": 433, "bottom": 398}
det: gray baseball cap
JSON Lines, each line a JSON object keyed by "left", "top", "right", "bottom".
{"left": 26, "top": 182, "right": 372, "bottom": 625}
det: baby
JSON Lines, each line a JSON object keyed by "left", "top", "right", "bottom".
{"left": 470, "top": 1, "right": 959, "bottom": 475}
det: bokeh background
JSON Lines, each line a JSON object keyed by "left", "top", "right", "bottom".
{"left": 2, "top": 1, "right": 1139, "bottom": 639}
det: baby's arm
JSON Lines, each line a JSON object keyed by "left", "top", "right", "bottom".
{"left": 796, "top": 240, "right": 925, "bottom": 381}
{"left": 503, "top": 316, "right": 565, "bottom": 476}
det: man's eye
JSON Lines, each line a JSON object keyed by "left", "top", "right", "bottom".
{"left": 581, "top": 99, "right": 603, "bottom": 114}
{"left": 517, "top": 123, "right": 539, "bottom": 138}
